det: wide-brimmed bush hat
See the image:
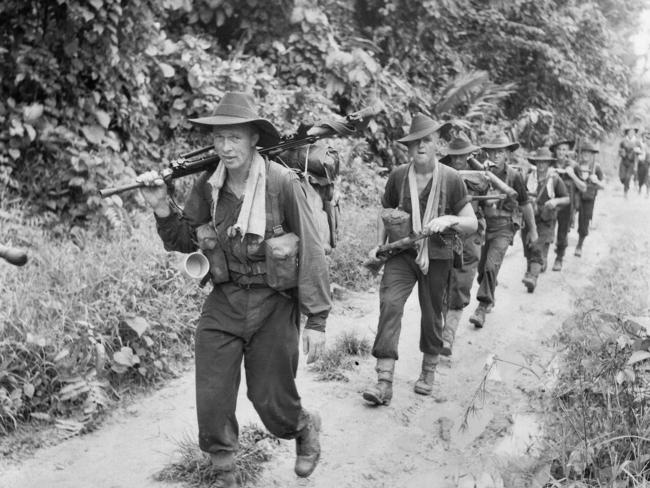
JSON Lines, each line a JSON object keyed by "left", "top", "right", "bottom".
{"left": 549, "top": 139, "right": 574, "bottom": 152}
{"left": 578, "top": 141, "right": 599, "bottom": 153}
{"left": 189, "top": 92, "right": 281, "bottom": 148}
{"left": 623, "top": 126, "right": 639, "bottom": 134}
{"left": 527, "top": 146, "right": 556, "bottom": 165}
{"left": 440, "top": 135, "right": 480, "bottom": 164}
{"left": 397, "top": 114, "right": 451, "bottom": 144}
{"left": 480, "top": 134, "right": 520, "bottom": 152}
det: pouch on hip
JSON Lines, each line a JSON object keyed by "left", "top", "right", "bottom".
{"left": 381, "top": 208, "right": 411, "bottom": 242}
{"left": 196, "top": 223, "right": 230, "bottom": 284}
{"left": 265, "top": 232, "right": 300, "bottom": 291}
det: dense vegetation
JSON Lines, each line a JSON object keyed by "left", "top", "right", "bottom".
{"left": 1, "top": 0, "right": 646, "bottom": 222}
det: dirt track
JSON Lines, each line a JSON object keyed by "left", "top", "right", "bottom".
{"left": 1, "top": 183, "right": 645, "bottom": 488}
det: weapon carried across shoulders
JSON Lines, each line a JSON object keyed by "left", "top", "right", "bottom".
{"left": 98, "top": 101, "right": 384, "bottom": 198}
{"left": 459, "top": 156, "right": 518, "bottom": 200}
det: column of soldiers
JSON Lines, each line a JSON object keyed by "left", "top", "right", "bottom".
{"left": 131, "top": 94, "right": 609, "bottom": 487}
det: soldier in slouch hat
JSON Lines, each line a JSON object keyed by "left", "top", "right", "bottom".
{"left": 137, "top": 92, "right": 330, "bottom": 486}
{"left": 362, "top": 114, "right": 477, "bottom": 405}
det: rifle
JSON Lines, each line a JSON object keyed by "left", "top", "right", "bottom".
{"left": 459, "top": 163, "right": 518, "bottom": 200}
{"left": 0, "top": 244, "right": 28, "bottom": 266}
{"left": 99, "top": 101, "right": 384, "bottom": 198}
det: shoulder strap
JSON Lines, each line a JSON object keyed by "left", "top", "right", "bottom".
{"left": 265, "top": 158, "right": 287, "bottom": 237}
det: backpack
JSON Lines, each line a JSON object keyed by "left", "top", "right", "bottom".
{"left": 274, "top": 143, "right": 340, "bottom": 254}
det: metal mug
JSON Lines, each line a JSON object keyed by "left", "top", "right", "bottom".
{"left": 181, "top": 252, "right": 210, "bottom": 280}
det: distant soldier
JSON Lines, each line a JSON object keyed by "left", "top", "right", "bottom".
{"left": 362, "top": 114, "right": 477, "bottom": 405}
{"left": 619, "top": 127, "right": 642, "bottom": 198}
{"left": 549, "top": 139, "right": 586, "bottom": 271}
{"left": 520, "top": 147, "right": 569, "bottom": 292}
{"left": 574, "top": 142, "right": 604, "bottom": 256}
{"left": 439, "top": 135, "right": 488, "bottom": 355}
{"left": 469, "top": 135, "right": 536, "bottom": 328}
{"left": 637, "top": 130, "right": 650, "bottom": 197}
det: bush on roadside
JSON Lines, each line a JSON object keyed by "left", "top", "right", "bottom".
{"left": 0, "top": 214, "right": 204, "bottom": 434}
{"left": 545, "top": 237, "right": 650, "bottom": 486}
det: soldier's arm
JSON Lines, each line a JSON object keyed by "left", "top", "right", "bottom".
{"left": 155, "top": 175, "right": 211, "bottom": 253}
{"left": 565, "top": 163, "right": 587, "bottom": 193}
{"left": 521, "top": 202, "right": 537, "bottom": 234}
{"left": 282, "top": 174, "right": 331, "bottom": 332}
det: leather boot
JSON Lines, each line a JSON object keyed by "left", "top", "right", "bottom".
{"left": 575, "top": 236, "right": 585, "bottom": 257}
{"left": 413, "top": 353, "right": 439, "bottom": 395}
{"left": 469, "top": 303, "right": 488, "bottom": 328}
{"left": 441, "top": 309, "right": 463, "bottom": 356}
{"left": 522, "top": 262, "right": 542, "bottom": 293}
{"left": 209, "top": 453, "right": 238, "bottom": 488}
{"left": 362, "top": 358, "right": 395, "bottom": 406}
{"left": 294, "top": 411, "right": 322, "bottom": 478}
{"left": 552, "top": 256, "right": 563, "bottom": 271}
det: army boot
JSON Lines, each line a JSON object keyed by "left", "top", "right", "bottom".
{"left": 441, "top": 309, "right": 463, "bottom": 356}
{"left": 209, "top": 453, "right": 238, "bottom": 488}
{"left": 362, "top": 358, "right": 395, "bottom": 406}
{"left": 413, "top": 353, "right": 439, "bottom": 395}
{"left": 469, "top": 303, "right": 488, "bottom": 328}
{"left": 522, "top": 263, "right": 542, "bottom": 293}
{"left": 574, "top": 236, "right": 585, "bottom": 257}
{"left": 294, "top": 410, "right": 322, "bottom": 478}
{"left": 552, "top": 256, "right": 563, "bottom": 271}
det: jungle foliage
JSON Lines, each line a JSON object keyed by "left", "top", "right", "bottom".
{"left": 0, "top": 0, "right": 646, "bottom": 222}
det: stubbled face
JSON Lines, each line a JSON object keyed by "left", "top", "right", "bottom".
{"left": 449, "top": 154, "right": 469, "bottom": 170}
{"left": 213, "top": 124, "right": 259, "bottom": 173}
{"left": 625, "top": 129, "right": 635, "bottom": 139}
{"left": 536, "top": 160, "right": 551, "bottom": 177}
{"left": 579, "top": 151, "right": 595, "bottom": 166}
{"left": 555, "top": 143, "right": 571, "bottom": 166}
{"left": 407, "top": 133, "right": 439, "bottom": 167}
{"left": 485, "top": 148, "right": 508, "bottom": 172}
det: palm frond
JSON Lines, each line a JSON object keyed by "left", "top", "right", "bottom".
{"left": 434, "top": 71, "right": 490, "bottom": 116}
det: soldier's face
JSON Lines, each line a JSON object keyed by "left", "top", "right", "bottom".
{"left": 579, "top": 151, "right": 595, "bottom": 166}
{"left": 408, "top": 133, "right": 439, "bottom": 166}
{"left": 213, "top": 124, "right": 259, "bottom": 172}
{"left": 536, "top": 161, "right": 551, "bottom": 175}
{"left": 485, "top": 148, "right": 507, "bottom": 170}
{"left": 449, "top": 155, "right": 468, "bottom": 170}
{"left": 555, "top": 143, "right": 570, "bottom": 163}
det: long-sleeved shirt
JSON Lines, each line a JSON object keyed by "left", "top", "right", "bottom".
{"left": 155, "top": 158, "right": 331, "bottom": 331}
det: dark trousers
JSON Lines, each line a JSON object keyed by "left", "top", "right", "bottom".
{"left": 448, "top": 233, "right": 482, "bottom": 310}
{"left": 476, "top": 223, "right": 515, "bottom": 306}
{"left": 195, "top": 287, "right": 304, "bottom": 455}
{"left": 555, "top": 205, "right": 572, "bottom": 259}
{"left": 522, "top": 217, "right": 556, "bottom": 268}
{"left": 638, "top": 163, "right": 649, "bottom": 190}
{"left": 578, "top": 199, "right": 595, "bottom": 238}
{"left": 620, "top": 162, "right": 634, "bottom": 192}
{"left": 372, "top": 252, "right": 452, "bottom": 360}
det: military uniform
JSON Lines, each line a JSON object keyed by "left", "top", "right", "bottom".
{"left": 619, "top": 129, "right": 641, "bottom": 196}
{"left": 575, "top": 142, "right": 604, "bottom": 255}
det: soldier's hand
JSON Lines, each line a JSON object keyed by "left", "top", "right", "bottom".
{"left": 565, "top": 166, "right": 576, "bottom": 177}
{"left": 302, "top": 329, "right": 325, "bottom": 364}
{"left": 425, "top": 215, "right": 457, "bottom": 234}
{"left": 137, "top": 171, "right": 169, "bottom": 214}
{"left": 589, "top": 174, "right": 600, "bottom": 184}
{"left": 526, "top": 229, "right": 539, "bottom": 245}
{"left": 367, "top": 246, "right": 381, "bottom": 261}
{"left": 544, "top": 199, "right": 556, "bottom": 210}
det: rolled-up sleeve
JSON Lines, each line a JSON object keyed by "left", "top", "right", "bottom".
{"left": 281, "top": 174, "right": 332, "bottom": 331}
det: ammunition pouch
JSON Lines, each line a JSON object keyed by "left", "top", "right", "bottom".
{"left": 381, "top": 208, "right": 411, "bottom": 243}
{"left": 196, "top": 223, "right": 229, "bottom": 284}
{"left": 264, "top": 232, "right": 300, "bottom": 291}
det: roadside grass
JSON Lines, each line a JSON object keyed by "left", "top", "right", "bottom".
{"left": 155, "top": 424, "right": 278, "bottom": 488}
{"left": 309, "top": 330, "right": 372, "bottom": 382}
{"left": 541, "top": 235, "right": 650, "bottom": 486}
{"left": 0, "top": 206, "right": 204, "bottom": 435}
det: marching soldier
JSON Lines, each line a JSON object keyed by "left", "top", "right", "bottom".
{"left": 439, "top": 135, "right": 489, "bottom": 355}
{"left": 619, "top": 127, "right": 642, "bottom": 198}
{"left": 549, "top": 139, "right": 586, "bottom": 271}
{"left": 520, "top": 147, "right": 569, "bottom": 292}
{"left": 469, "top": 135, "right": 536, "bottom": 328}
{"left": 138, "top": 92, "right": 330, "bottom": 487}
{"left": 575, "top": 142, "right": 604, "bottom": 256}
{"left": 362, "top": 114, "right": 477, "bottom": 405}
{"left": 637, "top": 130, "right": 650, "bottom": 197}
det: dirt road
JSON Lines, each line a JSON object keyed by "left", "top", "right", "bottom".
{"left": 1, "top": 184, "right": 643, "bottom": 488}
